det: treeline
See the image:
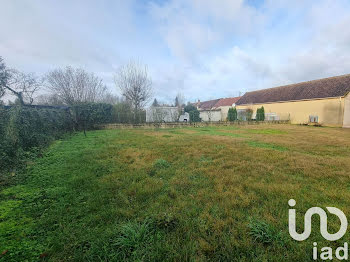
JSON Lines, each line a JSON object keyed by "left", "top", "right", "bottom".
{"left": 0, "top": 57, "right": 152, "bottom": 123}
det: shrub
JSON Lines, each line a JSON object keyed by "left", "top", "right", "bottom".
{"left": 227, "top": 107, "right": 237, "bottom": 121}
{"left": 246, "top": 109, "right": 253, "bottom": 121}
{"left": 256, "top": 106, "right": 265, "bottom": 121}
{"left": 0, "top": 105, "right": 72, "bottom": 175}
{"left": 184, "top": 104, "right": 201, "bottom": 122}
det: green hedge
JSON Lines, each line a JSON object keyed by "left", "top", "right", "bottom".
{"left": 0, "top": 103, "right": 114, "bottom": 183}
{"left": 0, "top": 106, "right": 72, "bottom": 175}
{"left": 71, "top": 103, "right": 114, "bottom": 130}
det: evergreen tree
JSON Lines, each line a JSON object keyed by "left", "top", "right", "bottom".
{"left": 227, "top": 107, "right": 238, "bottom": 121}
{"left": 174, "top": 96, "right": 179, "bottom": 107}
{"left": 256, "top": 106, "right": 265, "bottom": 121}
{"left": 152, "top": 98, "right": 159, "bottom": 107}
{"left": 260, "top": 106, "right": 265, "bottom": 121}
{"left": 184, "top": 104, "right": 201, "bottom": 122}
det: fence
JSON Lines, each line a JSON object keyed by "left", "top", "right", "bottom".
{"left": 100, "top": 120, "right": 290, "bottom": 129}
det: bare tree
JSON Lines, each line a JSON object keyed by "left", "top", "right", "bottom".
{"left": 175, "top": 92, "right": 185, "bottom": 114}
{"left": 45, "top": 66, "right": 107, "bottom": 105}
{"left": 148, "top": 107, "right": 178, "bottom": 123}
{"left": 5, "top": 69, "right": 42, "bottom": 105}
{"left": 99, "top": 92, "right": 120, "bottom": 105}
{"left": 114, "top": 61, "right": 153, "bottom": 117}
{"left": 0, "top": 57, "right": 42, "bottom": 105}
{"left": 153, "top": 107, "right": 169, "bottom": 123}
{"left": 35, "top": 93, "right": 64, "bottom": 106}
{"left": 204, "top": 109, "right": 214, "bottom": 122}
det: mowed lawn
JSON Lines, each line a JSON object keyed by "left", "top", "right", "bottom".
{"left": 1, "top": 124, "right": 350, "bottom": 261}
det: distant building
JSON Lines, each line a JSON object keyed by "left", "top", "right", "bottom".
{"left": 179, "top": 112, "right": 190, "bottom": 122}
{"left": 236, "top": 74, "right": 350, "bottom": 127}
{"left": 146, "top": 106, "right": 179, "bottom": 122}
{"left": 196, "top": 97, "right": 241, "bottom": 122}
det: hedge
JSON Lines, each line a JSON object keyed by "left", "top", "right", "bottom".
{"left": 0, "top": 103, "right": 114, "bottom": 184}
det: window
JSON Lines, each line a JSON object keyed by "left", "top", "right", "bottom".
{"left": 309, "top": 115, "right": 318, "bottom": 123}
{"left": 266, "top": 113, "right": 279, "bottom": 121}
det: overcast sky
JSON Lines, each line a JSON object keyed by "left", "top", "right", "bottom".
{"left": 1, "top": 0, "right": 350, "bottom": 104}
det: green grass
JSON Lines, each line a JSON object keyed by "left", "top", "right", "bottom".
{"left": 247, "top": 141, "right": 288, "bottom": 151}
{"left": 247, "top": 128, "right": 287, "bottom": 135}
{"left": 1, "top": 124, "right": 350, "bottom": 261}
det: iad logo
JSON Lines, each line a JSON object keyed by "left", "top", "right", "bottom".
{"left": 288, "top": 199, "right": 348, "bottom": 241}
{"left": 288, "top": 199, "right": 349, "bottom": 260}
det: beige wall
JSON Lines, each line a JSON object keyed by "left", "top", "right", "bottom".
{"left": 343, "top": 93, "right": 350, "bottom": 128}
{"left": 200, "top": 110, "right": 222, "bottom": 122}
{"left": 219, "top": 106, "right": 231, "bottom": 121}
{"left": 236, "top": 97, "right": 345, "bottom": 127}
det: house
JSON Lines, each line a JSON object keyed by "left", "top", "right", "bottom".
{"left": 235, "top": 74, "right": 350, "bottom": 127}
{"left": 196, "top": 97, "right": 241, "bottom": 121}
{"left": 146, "top": 106, "right": 179, "bottom": 122}
{"left": 197, "top": 99, "right": 221, "bottom": 122}
{"left": 213, "top": 97, "right": 242, "bottom": 120}
{"left": 179, "top": 112, "right": 190, "bottom": 122}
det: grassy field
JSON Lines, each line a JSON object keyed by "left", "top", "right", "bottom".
{"left": 1, "top": 124, "right": 350, "bottom": 261}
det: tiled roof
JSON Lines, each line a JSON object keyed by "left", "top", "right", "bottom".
{"left": 198, "top": 99, "right": 221, "bottom": 110}
{"left": 198, "top": 97, "right": 241, "bottom": 110}
{"left": 214, "top": 97, "right": 241, "bottom": 107}
{"left": 236, "top": 74, "right": 350, "bottom": 105}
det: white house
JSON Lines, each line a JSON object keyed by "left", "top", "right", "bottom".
{"left": 196, "top": 97, "right": 241, "bottom": 122}
{"left": 146, "top": 106, "right": 179, "bottom": 122}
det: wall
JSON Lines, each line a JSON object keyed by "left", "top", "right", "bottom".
{"left": 236, "top": 97, "right": 345, "bottom": 127}
{"left": 200, "top": 110, "right": 222, "bottom": 121}
{"left": 219, "top": 106, "right": 231, "bottom": 121}
{"left": 343, "top": 93, "right": 350, "bottom": 128}
{"left": 146, "top": 107, "right": 179, "bottom": 122}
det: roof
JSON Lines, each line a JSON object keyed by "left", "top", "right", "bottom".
{"left": 214, "top": 97, "right": 241, "bottom": 107}
{"left": 198, "top": 99, "right": 221, "bottom": 110}
{"left": 197, "top": 97, "right": 241, "bottom": 110}
{"left": 236, "top": 74, "right": 350, "bottom": 105}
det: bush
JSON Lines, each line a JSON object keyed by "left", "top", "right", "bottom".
{"left": 227, "top": 107, "right": 237, "bottom": 121}
{"left": 71, "top": 102, "right": 114, "bottom": 130}
{"left": 256, "top": 106, "right": 265, "bottom": 121}
{"left": 184, "top": 104, "right": 201, "bottom": 122}
{"left": 0, "top": 106, "right": 72, "bottom": 176}
{"left": 246, "top": 109, "right": 253, "bottom": 121}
